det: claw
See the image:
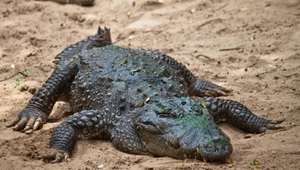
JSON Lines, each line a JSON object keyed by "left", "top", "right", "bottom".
{"left": 259, "top": 127, "right": 267, "bottom": 132}
{"left": 33, "top": 117, "right": 43, "bottom": 130}
{"left": 204, "top": 88, "right": 232, "bottom": 97}
{"left": 268, "top": 118, "right": 285, "bottom": 130}
{"left": 23, "top": 117, "right": 37, "bottom": 131}
{"left": 260, "top": 118, "right": 285, "bottom": 132}
{"left": 51, "top": 153, "right": 63, "bottom": 163}
{"left": 13, "top": 117, "right": 28, "bottom": 131}
{"left": 6, "top": 117, "right": 20, "bottom": 127}
{"left": 267, "top": 124, "right": 284, "bottom": 130}
{"left": 42, "top": 150, "right": 69, "bottom": 163}
{"left": 270, "top": 118, "right": 285, "bottom": 124}
{"left": 25, "top": 129, "right": 33, "bottom": 134}
{"left": 216, "top": 87, "right": 233, "bottom": 96}
{"left": 23, "top": 126, "right": 31, "bottom": 131}
{"left": 215, "top": 89, "right": 227, "bottom": 96}
{"left": 7, "top": 107, "right": 47, "bottom": 132}
{"left": 204, "top": 88, "right": 230, "bottom": 97}
{"left": 189, "top": 79, "right": 232, "bottom": 97}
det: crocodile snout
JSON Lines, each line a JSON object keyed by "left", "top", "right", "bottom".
{"left": 180, "top": 129, "right": 232, "bottom": 160}
{"left": 199, "top": 142, "right": 233, "bottom": 160}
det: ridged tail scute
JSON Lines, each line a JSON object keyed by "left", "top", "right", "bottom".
{"left": 87, "top": 26, "right": 112, "bottom": 48}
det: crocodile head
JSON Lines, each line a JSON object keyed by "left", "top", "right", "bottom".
{"left": 135, "top": 97, "right": 232, "bottom": 161}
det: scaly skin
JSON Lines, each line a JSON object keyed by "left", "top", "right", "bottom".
{"left": 135, "top": 97, "right": 233, "bottom": 160}
{"left": 6, "top": 27, "right": 112, "bottom": 132}
{"left": 7, "top": 27, "right": 284, "bottom": 162}
{"left": 202, "top": 97, "right": 284, "bottom": 133}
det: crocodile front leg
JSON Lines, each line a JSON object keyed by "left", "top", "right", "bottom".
{"left": 6, "top": 62, "right": 78, "bottom": 133}
{"left": 199, "top": 97, "right": 284, "bottom": 133}
{"left": 110, "top": 115, "right": 147, "bottom": 155}
{"left": 43, "top": 109, "right": 112, "bottom": 163}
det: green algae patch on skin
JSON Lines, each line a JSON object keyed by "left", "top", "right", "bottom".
{"left": 151, "top": 97, "right": 213, "bottom": 129}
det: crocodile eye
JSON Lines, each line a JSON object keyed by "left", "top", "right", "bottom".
{"left": 198, "top": 109, "right": 203, "bottom": 115}
{"left": 181, "top": 101, "right": 187, "bottom": 105}
{"left": 158, "top": 114, "right": 169, "bottom": 118}
{"left": 157, "top": 112, "right": 179, "bottom": 119}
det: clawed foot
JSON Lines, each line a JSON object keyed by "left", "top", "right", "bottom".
{"left": 41, "top": 149, "right": 70, "bottom": 163}
{"left": 189, "top": 79, "right": 232, "bottom": 97}
{"left": 6, "top": 107, "right": 47, "bottom": 133}
{"left": 259, "top": 118, "right": 285, "bottom": 133}
{"left": 204, "top": 87, "right": 233, "bottom": 97}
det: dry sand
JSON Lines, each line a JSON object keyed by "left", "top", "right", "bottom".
{"left": 0, "top": 0, "right": 299, "bottom": 169}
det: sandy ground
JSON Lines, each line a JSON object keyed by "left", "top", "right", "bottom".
{"left": 0, "top": 0, "right": 299, "bottom": 169}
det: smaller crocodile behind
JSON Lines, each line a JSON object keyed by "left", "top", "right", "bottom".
{"left": 36, "top": 0, "right": 94, "bottom": 6}
{"left": 6, "top": 27, "right": 284, "bottom": 163}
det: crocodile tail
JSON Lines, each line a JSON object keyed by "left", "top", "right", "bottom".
{"left": 53, "top": 26, "right": 112, "bottom": 65}
{"left": 88, "top": 26, "right": 112, "bottom": 47}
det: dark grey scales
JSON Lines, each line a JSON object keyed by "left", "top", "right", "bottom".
{"left": 7, "top": 27, "right": 284, "bottom": 163}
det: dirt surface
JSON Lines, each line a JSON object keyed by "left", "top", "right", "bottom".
{"left": 0, "top": 0, "right": 299, "bottom": 169}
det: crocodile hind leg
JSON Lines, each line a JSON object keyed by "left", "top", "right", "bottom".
{"left": 198, "top": 97, "right": 284, "bottom": 133}
{"left": 146, "top": 51, "right": 232, "bottom": 97}
{"left": 6, "top": 62, "right": 79, "bottom": 133}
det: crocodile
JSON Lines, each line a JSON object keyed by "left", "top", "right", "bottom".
{"left": 6, "top": 27, "right": 284, "bottom": 163}
{"left": 36, "top": 0, "right": 94, "bottom": 6}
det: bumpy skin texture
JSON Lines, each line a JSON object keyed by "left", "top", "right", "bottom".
{"left": 7, "top": 27, "right": 284, "bottom": 162}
